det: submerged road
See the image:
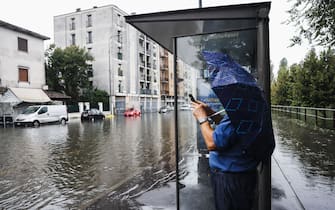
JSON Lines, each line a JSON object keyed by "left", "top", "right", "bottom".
{"left": 0, "top": 112, "right": 334, "bottom": 209}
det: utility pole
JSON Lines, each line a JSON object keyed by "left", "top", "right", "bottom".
{"left": 199, "top": 0, "right": 202, "bottom": 8}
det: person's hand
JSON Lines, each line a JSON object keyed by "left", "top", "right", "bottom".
{"left": 191, "top": 101, "right": 208, "bottom": 120}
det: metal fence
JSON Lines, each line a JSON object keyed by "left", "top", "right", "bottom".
{"left": 271, "top": 105, "right": 335, "bottom": 128}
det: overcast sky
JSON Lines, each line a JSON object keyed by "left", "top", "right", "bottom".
{"left": 0, "top": 0, "right": 313, "bottom": 75}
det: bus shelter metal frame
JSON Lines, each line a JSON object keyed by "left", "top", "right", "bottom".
{"left": 126, "top": 2, "right": 272, "bottom": 209}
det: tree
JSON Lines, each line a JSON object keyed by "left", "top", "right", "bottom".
{"left": 81, "top": 88, "right": 109, "bottom": 110}
{"left": 272, "top": 58, "right": 291, "bottom": 105}
{"left": 45, "top": 45, "right": 94, "bottom": 101}
{"left": 287, "top": 0, "right": 335, "bottom": 47}
{"left": 288, "top": 63, "right": 303, "bottom": 106}
{"left": 301, "top": 49, "right": 320, "bottom": 106}
{"left": 316, "top": 49, "right": 335, "bottom": 107}
{"left": 45, "top": 44, "right": 64, "bottom": 92}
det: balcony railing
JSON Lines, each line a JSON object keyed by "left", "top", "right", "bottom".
{"left": 161, "top": 90, "right": 169, "bottom": 95}
{"left": 140, "top": 74, "right": 145, "bottom": 81}
{"left": 140, "top": 89, "right": 151, "bottom": 95}
{"left": 160, "top": 64, "right": 169, "bottom": 70}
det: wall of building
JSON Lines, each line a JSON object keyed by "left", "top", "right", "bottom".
{"left": 54, "top": 6, "right": 122, "bottom": 93}
{"left": 54, "top": 5, "right": 172, "bottom": 113}
{"left": 0, "top": 27, "right": 46, "bottom": 89}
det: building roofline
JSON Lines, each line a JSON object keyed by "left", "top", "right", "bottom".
{"left": 53, "top": 4, "right": 128, "bottom": 18}
{"left": 0, "top": 19, "right": 50, "bottom": 40}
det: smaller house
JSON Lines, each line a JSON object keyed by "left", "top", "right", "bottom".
{"left": 43, "top": 90, "right": 71, "bottom": 105}
{"left": 0, "top": 19, "right": 50, "bottom": 120}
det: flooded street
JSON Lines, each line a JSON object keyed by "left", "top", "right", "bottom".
{"left": 0, "top": 112, "right": 334, "bottom": 209}
{"left": 0, "top": 113, "right": 184, "bottom": 209}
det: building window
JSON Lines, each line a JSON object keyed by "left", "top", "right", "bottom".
{"left": 117, "top": 14, "right": 122, "bottom": 26}
{"left": 118, "top": 80, "right": 123, "bottom": 92}
{"left": 87, "top": 47, "right": 92, "bottom": 55}
{"left": 117, "top": 47, "right": 122, "bottom": 60}
{"left": 18, "top": 67, "right": 28, "bottom": 82}
{"left": 70, "top": 18, "right": 75, "bottom": 30}
{"left": 118, "top": 64, "right": 123, "bottom": 76}
{"left": 87, "top": 64, "right": 93, "bottom": 77}
{"left": 117, "top": 30, "right": 122, "bottom": 44}
{"left": 18, "top": 37, "right": 28, "bottom": 52}
{"left": 87, "top": 14, "right": 92, "bottom": 27}
{"left": 87, "top": 31, "right": 93, "bottom": 44}
{"left": 71, "top": 34, "right": 76, "bottom": 45}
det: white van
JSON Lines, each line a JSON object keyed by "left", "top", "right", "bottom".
{"left": 15, "top": 105, "right": 68, "bottom": 126}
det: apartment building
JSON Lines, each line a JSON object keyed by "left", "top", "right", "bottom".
{"left": 54, "top": 5, "right": 160, "bottom": 113}
{"left": 159, "top": 48, "right": 174, "bottom": 106}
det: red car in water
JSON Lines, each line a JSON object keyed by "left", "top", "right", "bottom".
{"left": 124, "top": 108, "right": 141, "bottom": 117}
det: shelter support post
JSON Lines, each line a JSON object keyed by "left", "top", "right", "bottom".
{"left": 173, "top": 37, "right": 180, "bottom": 210}
{"left": 257, "top": 17, "right": 271, "bottom": 210}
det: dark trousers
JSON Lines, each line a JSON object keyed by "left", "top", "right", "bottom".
{"left": 210, "top": 169, "right": 257, "bottom": 210}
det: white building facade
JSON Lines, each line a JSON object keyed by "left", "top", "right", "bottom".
{"left": 0, "top": 20, "right": 49, "bottom": 90}
{"left": 54, "top": 5, "right": 160, "bottom": 113}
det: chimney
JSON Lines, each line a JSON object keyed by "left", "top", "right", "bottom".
{"left": 76, "top": 8, "right": 81, "bottom": 12}
{"left": 93, "top": 6, "right": 98, "bottom": 9}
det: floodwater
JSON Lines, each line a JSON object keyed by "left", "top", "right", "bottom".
{"left": 271, "top": 113, "right": 335, "bottom": 210}
{"left": 0, "top": 112, "right": 334, "bottom": 209}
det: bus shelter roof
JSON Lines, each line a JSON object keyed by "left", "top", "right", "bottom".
{"left": 125, "top": 2, "right": 271, "bottom": 52}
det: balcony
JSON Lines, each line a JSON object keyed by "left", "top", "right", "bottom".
{"left": 160, "top": 77, "right": 169, "bottom": 83}
{"left": 161, "top": 90, "right": 169, "bottom": 95}
{"left": 140, "top": 89, "right": 151, "bottom": 95}
{"left": 160, "top": 64, "right": 169, "bottom": 70}
{"left": 140, "top": 74, "right": 145, "bottom": 81}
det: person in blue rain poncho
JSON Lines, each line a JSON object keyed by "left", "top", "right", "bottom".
{"left": 191, "top": 51, "right": 275, "bottom": 210}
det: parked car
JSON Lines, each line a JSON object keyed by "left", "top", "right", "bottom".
{"left": 158, "top": 106, "right": 173, "bottom": 113}
{"left": 81, "top": 109, "right": 105, "bottom": 121}
{"left": 124, "top": 108, "right": 141, "bottom": 117}
{"left": 158, "top": 106, "right": 168, "bottom": 113}
{"left": 15, "top": 105, "right": 68, "bottom": 127}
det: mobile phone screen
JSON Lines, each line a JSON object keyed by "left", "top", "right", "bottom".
{"left": 189, "top": 94, "right": 196, "bottom": 102}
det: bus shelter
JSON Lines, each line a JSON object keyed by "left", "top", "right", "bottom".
{"left": 126, "top": 2, "right": 272, "bottom": 209}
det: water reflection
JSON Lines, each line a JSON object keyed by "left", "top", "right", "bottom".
{"left": 0, "top": 114, "right": 179, "bottom": 209}
{"left": 1, "top": 112, "right": 334, "bottom": 209}
{"left": 272, "top": 113, "right": 335, "bottom": 210}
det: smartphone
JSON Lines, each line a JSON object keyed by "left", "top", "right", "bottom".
{"left": 189, "top": 94, "right": 196, "bottom": 103}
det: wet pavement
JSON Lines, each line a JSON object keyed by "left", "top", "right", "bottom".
{"left": 0, "top": 112, "right": 334, "bottom": 209}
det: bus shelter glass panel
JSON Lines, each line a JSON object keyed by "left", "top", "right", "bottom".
{"left": 176, "top": 29, "right": 257, "bottom": 209}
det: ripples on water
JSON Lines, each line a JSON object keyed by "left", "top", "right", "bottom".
{"left": 272, "top": 113, "right": 335, "bottom": 210}
{"left": 2, "top": 111, "right": 334, "bottom": 209}
{"left": 0, "top": 112, "right": 196, "bottom": 209}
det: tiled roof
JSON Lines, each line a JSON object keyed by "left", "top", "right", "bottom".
{"left": 0, "top": 19, "right": 49, "bottom": 40}
{"left": 43, "top": 90, "right": 71, "bottom": 100}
